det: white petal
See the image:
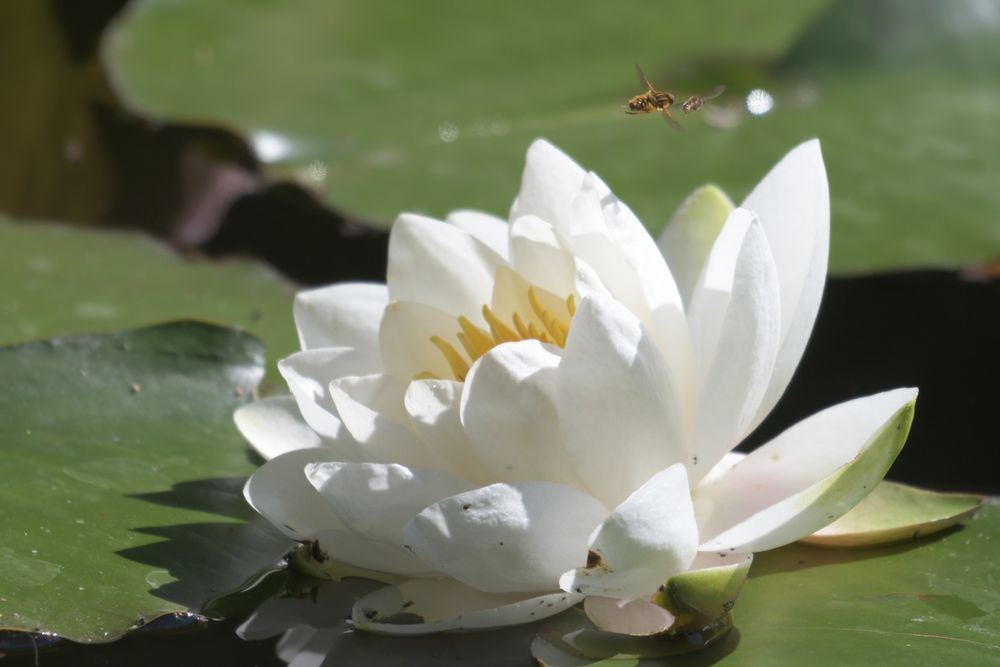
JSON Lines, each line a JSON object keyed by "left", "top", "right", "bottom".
{"left": 460, "top": 340, "right": 583, "bottom": 487}
{"left": 508, "top": 215, "right": 577, "bottom": 299}
{"left": 311, "top": 527, "right": 432, "bottom": 578}
{"left": 404, "top": 379, "right": 490, "bottom": 482}
{"left": 584, "top": 596, "right": 675, "bottom": 636}
{"left": 558, "top": 294, "right": 687, "bottom": 508}
{"left": 378, "top": 300, "right": 462, "bottom": 382}
{"left": 306, "top": 462, "right": 475, "bottom": 548}
{"left": 329, "top": 374, "right": 430, "bottom": 467}
{"left": 235, "top": 395, "right": 323, "bottom": 461}
{"left": 560, "top": 464, "right": 698, "bottom": 599}
{"left": 404, "top": 482, "right": 607, "bottom": 593}
{"left": 510, "top": 139, "right": 586, "bottom": 233}
{"left": 688, "top": 209, "right": 782, "bottom": 481}
{"left": 696, "top": 388, "right": 918, "bottom": 553}
{"left": 446, "top": 209, "right": 510, "bottom": 259}
{"left": 243, "top": 448, "right": 345, "bottom": 540}
{"left": 387, "top": 213, "right": 504, "bottom": 325}
{"left": 657, "top": 184, "right": 735, "bottom": 309}
{"left": 293, "top": 283, "right": 387, "bottom": 360}
{"left": 353, "top": 578, "right": 582, "bottom": 635}
{"left": 279, "top": 348, "right": 370, "bottom": 441}
{"left": 743, "top": 140, "right": 830, "bottom": 430}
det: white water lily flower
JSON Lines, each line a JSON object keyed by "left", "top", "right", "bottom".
{"left": 237, "top": 139, "right": 917, "bottom": 635}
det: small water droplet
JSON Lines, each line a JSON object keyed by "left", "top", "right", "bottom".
{"left": 746, "top": 88, "right": 774, "bottom": 116}
{"left": 437, "top": 121, "right": 459, "bottom": 143}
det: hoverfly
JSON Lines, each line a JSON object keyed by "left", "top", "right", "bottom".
{"left": 624, "top": 63, "right": 684, "bottom": 133}
{"left": 681, "top": 85, "right": 726, "bottom": 115}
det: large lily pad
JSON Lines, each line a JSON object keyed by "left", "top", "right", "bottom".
{"left": 534, "top": 501, "right": 1000, "bottom": 665}
{"left": 0, "top": 323, "right": 289, "bottom": 642}
{"left": 0, "top": 217, "right": 297, "bottom": 391}
{"left": 103, "top": 0, "right": 1000, "bottom": 272}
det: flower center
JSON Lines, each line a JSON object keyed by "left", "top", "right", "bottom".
{"left": 421, "top": 285, "right": 576, "bottom": 382}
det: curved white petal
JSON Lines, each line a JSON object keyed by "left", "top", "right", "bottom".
{"left": 558, "top": 294, "right": 687, "bottom": 508}
{"left": 243, "top": 448, "right": 345, "bottom": 540}
{"left": 387, "top": 213, "right": 504, "bottom": 325}
{"left": 559, "top": 464, "right": 698, "bottom": 599}
{"left": 508, "top": 215, "right": 577, "bottom": 299}
{"left": 311, "top": 526, "right": 432, "bottom": 577}
{"left": 404, "top": 482, "right": 607, "bottom": 593}
{"left": 378, "top": 300, "right": 462, "bottom": 382}
{"left": 293, "top": 283, "right": 387, "bottom": 361}
{"left": 510, "top": 139, "right": 586, "bottom": 234}
{"left": 404, "top": 379, "right": 490, "bottom": 482}
{"left": 353, "top": 578, "right": 583, "bottom": 635}
{"left": 278, "top": 348, "right": 370, "bottom": 441}
{"left": 584, "top": 596, "right": 675, "bottom": 636}
{"left": 460, "top": 340, "right": 583, "bottom": 487}
{"left": 696, "top": 388, "right": 918, "bottom": 553}
{"left": 658, "top": 184, "right": 735, "bottom": 308}
{"left": 446, "top": 209, "right": 510, "bottom": 259}
{"left": 329, "top": 374, "right": 429, "bottom": 467}
{"left": 306, "top": 462, "right": 475, "bottom": 549}
{"left": 744, "top": 139, "right": 830, "bottom": 430}
{"left": 235, "top": 395, "right": 323, "bottom": 461}
{"left": 688, "top": 209, "right": 782, "bottom": 481}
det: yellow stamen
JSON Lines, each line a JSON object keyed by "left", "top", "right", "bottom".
{"left": 482, "top": 305, "right": 519, "bottom": 343}
{"left": 512, "top": 312, "right": 531, "bottom": 339}
{"left": 413, "top": 371, "right": 440, "bottom": 381}
{"left": 458, "top": 316, "right": 495, "bottom": 360}
{"left": 430, "top": 336, "right": 470, "bottom": 381}
{"left": 566, "top": 294, "right": 577, "bottom": 317}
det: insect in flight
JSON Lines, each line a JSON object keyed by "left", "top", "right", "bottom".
{"left": 624, "top": 63, "right": 684, "bottom": 133}
{"left": 681, "top": 85, "right": 726, "bottom": 115}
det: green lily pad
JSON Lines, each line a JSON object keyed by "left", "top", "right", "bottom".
{"left": 533, "top": 502, "right": 1000, "bottom": 665}
{"left": 103, "top": 0, "right": 1000, "bottom": 272}
{"left": 802, "top": 480, "right": 985, "bottom": 547}
{"left": 0, "top": 217, "right": 297, "bottom": 392}
{"left": 0, "top": 323, "right": 290, "bottom": 642}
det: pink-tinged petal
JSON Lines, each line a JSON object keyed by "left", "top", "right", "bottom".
{"left": 387, "top": 213, "right": 505, "bottom": 324}
{"left": 696, "top": 388, "right": 918, "bottom": 553}
{"left": 404, "top": 482, "right": 607, "bottom": 593}
{"left": 584, "top": 596, "right": 675, "bottom": 636}
{"left": 234, "top": 395, "right": 323, "bottom": 461}
{"left": 687, "top": 209, "right": 781, "bottom": 481}
{"left": 510, "top": 139, "right": 586, "bottom": 233}
{"left": 353, "top": 579, "right": 583, "bottom": 635}
{"left": 508, "top": 215, "right": 577, "bottom": 299}
{"left": 743, "top": 140, "right": 830, "bottom": 431}
{"left": 404, "top": 379, "right": 490, "bottom": 482}
{"left": 446, "top": 209, "right": 510, "bottom": 259}
{"left": 243, "top": 448, "right": 346, "bottom": 540}
{"left": 558, "top": 294, "right": 687, "bottom": 508}
{"left": 329, "top": 374, "right": 430, "bottom": 467}
{"left": 278, "top": 347, "right": 370, "bottom": 441}
{"left": 560, "top": 464, "right": 698, "bottom": 599}
{"left": 460, "top": 340, "right": 584, "bottom": 487}
{"left": 378, "top": 300, "right": 462, "bottom": 382}
{"left": 293, "top": 282, "right": 387, "bottom": 361}
{"left": 306, "top": 462, "right": 475, "bottom": 547}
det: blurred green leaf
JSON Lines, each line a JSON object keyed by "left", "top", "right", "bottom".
{"left": 534, "top": 502, "right": 1000, "bottom": 665}
{"left": 0, "top": 322, "right": 290, "bottom": 642}
{"left": 0, "top": 217, "right": 296, "bottom": 391}
{"left": 103, "top": 0, "right": 1000, "bottom": 271}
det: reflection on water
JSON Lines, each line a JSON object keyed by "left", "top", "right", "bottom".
{"left": 437, "top": 120, "right": 459, "bottom": 143}
{"left": 745, "top": 88, "right": 775, "bottom": 116}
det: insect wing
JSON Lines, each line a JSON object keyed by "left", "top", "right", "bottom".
{"left": 634, "top": 63, "right": 656, "bottom": 92}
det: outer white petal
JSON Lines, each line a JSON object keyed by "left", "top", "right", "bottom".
{"left": 306, "top": 462, "right": 475, "bottom": 548}
{"left": 657, "top": 184, "right": 735, "bottom": 308}
{"left": 353, "top": 578, "right": 583, "bottom": 635}
{"left": 243, "top": 448, "right": 345, "bottom": 540}
{"left": 278, "top": 348, "right": 370, "bottom": 441}
{"left": 558, "top": 293, "right": 687, "bottom": 508}
{"left": 508, "top": 215, "right": 577, "bottom": 299}
{"left": 378, "top": 300, "right": 461, "bottom": 381}
{"left": 404, "top": 482, "right": 607, "bottom": 593}
{"left": 404, "top": 379, "right": 490, "bottom": 482}
{"left": 235, "top": 395, "right": 323, "bottom": 461}
{"left": 311, "top": 527, "right": 433, "bottom": 578}
{"left": 460, "top": 340, "right": 584, "bottom": 487}
{"left": 696, "top": 388, "right": 918, "bottom": 553}
{"left": 510, "top": 139, "right": 586, "bottom": 233}
{"left": 583, "top": 596, "right": 675, "bottom": 636}
{"left": 744, "top": 139, "right": 830, "bottom": 430}
{"left": 293, "top": 283, "right": 387, "bottom": 361}
{"left": 446, "top": 209, "right": 510, "bottom": 259}
{"left": 329, "top": 374, "right": 430, "bottom": 467}
{"left": 387, "top": 213, "right": 504, "bottom": 325}
{"left": 688, "top": 209, "right": 781, "bottom": 481}
{"left": 559, "top": 464, "right": 698, "bottom": 599}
